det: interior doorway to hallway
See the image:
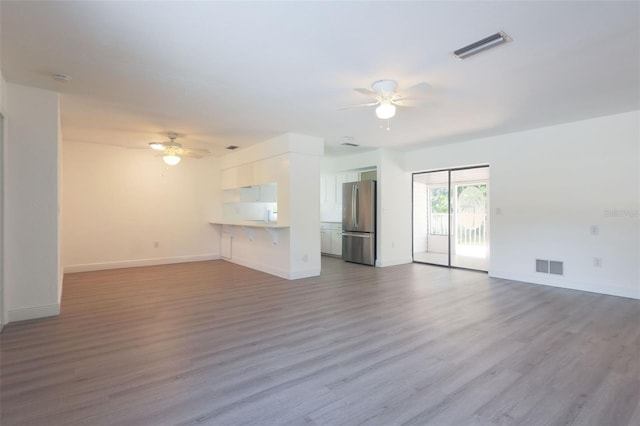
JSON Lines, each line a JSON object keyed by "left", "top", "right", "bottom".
{"left": 412, "top": 166, "right": 490, "bottom": 272}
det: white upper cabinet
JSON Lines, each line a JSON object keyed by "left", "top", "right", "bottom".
{"left": 322, "top": 174, "right": 336, "bottom": 204}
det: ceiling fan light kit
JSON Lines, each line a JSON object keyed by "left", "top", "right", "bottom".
{"left": 148, "top": 132, "right": 211, "bottom": 165}
{"left": 375, "top": 101, "right": 396, "bottom": 119}
{"left": 162, "top": 154, "right": 181, "bottom": 166}
{"left": 453, "top": 31, "right": 511, "bottom": 59}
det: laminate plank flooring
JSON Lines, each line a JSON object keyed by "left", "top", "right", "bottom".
{"left": 1, "top": 258, "right": 638, "bottom": 425}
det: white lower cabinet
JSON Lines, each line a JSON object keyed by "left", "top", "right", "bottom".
{"left": 330, "top": 228, "right": 342, "bottom": 256}
{"left": 321, "top": 222, "right": 342, "bottom": 257}
{"left": 320, "top": 228, "right": 331, "bottom": 253}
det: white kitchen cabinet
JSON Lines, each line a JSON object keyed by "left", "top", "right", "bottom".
{"left": 320, "top": 222, "right": 342, "bottom": 256}
{"left": 346, "top": 171, "right": 359, "bottom": 183}
{"left": 320, "top": 228, "right": 331, "bottom": 253}
{"left": 335, "top": 173, "right": 347, "bottom": 206}
{"left": 331, "top": 228, "right": 342, "bottom": 256}
{"left": 324, "top": 175, "right": 336, "bottom": 204}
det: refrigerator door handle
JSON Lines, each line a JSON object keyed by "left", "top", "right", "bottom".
{"left": 342, "top": 232, "right": 372, "bottom": 238}
{"left": 354, "top": 185, "right": 359, "bottom": 228}
{"left": 351, "top": 184, "right": 356, "bottom": 228}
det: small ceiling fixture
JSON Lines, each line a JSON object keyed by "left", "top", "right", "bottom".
{"left": 452, "top": 31, "right": 512, "bottom": 59}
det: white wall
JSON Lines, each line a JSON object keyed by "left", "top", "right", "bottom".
{"left": 377, "top": 149, "right": 413, "bottom": 267}
{"left": 4, "top": 83, "right": 62, "bottom": 321}
{"left": 0, "top": 2, "right": 6, "bottom": 328}
{"left": 288, "top": 152, "right": 321, "bottom": 278}
{"left": 63, "top": 141, "right": 221, "bottom": 272}
{"left": 404, "top": 111, "right": 640, "bottom": 299}
{"left": 0, "top": 77, "right": 5, "bottom": 329}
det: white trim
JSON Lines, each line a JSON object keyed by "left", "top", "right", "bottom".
{"left": 489, "top": 270, "right": 640, "bottom": 300}
{"left": 224, "top": 256, "right": 290, "bottom": 279}
{"left": 8, "top": 303, "right": 60, "bottom": 322}
{"left": 288, "top": 268, "right": 321, "bottom": 280}
{"left": 64, "top": 254, "right": 221, "bottom": 273}
{"left": 376, "top": 257, "right": 413, "bottom": 267}
{"left": 223, "top": 257, "right": 320, "bottom": 280}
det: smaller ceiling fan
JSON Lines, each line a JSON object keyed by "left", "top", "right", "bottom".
{"left": 149, "top": 133, "right": 210, "bottom": 165}
{"left": 339, "top": 79, "right": 430, "bottom": 121}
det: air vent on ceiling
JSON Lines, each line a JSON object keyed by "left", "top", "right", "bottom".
{"left": 453, "top": 31, "right": 511, "bottom": 59}
{"left": 341, "top": 142, "right": 359, "bottom": 147}
{"left": 226, "top": 145, "right": 239, "bottom": 150}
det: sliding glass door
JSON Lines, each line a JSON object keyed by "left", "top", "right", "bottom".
{"left": 412, "top": 171, "right": 449, "bottom": 266}
{"left": 412, "top": 166, "right": 489, "bottom": 271}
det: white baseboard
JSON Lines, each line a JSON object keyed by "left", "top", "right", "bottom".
{"left": 288, "top": 268, "right": 321, "bottom": 280}
{"left": 64, "top": 254, "right": 221, "bottom": 273}
{"left": 489, "top": 270, "right": 640, "bottom": 300}
{"left": 8, "top": 303, "right": 60, "bottom": 322}
{"left": 225, "top": 256, "right": 291, "bottom": 279}
{"left": 224, "top": 257, "right": 320, "bottom": 280}
{"left": 375, "top": 257, "right": 413, "bottom": 268}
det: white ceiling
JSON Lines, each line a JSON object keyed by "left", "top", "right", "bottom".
{"left": 2, "top": 1, "right": 639, "bottom": 156}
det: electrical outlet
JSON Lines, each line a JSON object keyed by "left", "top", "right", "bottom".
{"left": 496, "top": 207, "right": 502, "bottom": 215}
{"left": 154, "top": 241, "right": 160, "bottom": 248}
{"left": 590, "top": 225, "right": 599, "bottom": 236}
{"left": 593, "top": 257, "right": 602, "bottom": 267}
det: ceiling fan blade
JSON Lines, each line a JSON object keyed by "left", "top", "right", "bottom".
{"left": 393, "top": 99, "right": 422, "bottom": 108}
{"left": 353, "top": 88, "right": 379, "bottom": 98}
{"left": 181, "top": 151, "right": 205, "bottom": 159}
{"left": 185, "top": 148, "right": 211, "bottom": 154}
{"left": 401, "top": 82, "right": 431, "bottom": 96}
{"left": 392, "top": 96, "right": 428, "bottom": 107}
{"left": 337, "top": 101, "right": 380, "bottom": 110}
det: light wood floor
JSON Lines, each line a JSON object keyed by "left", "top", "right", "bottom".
{"left": 413, "top": 251, "right": 489, "bottom": 271}
{"left": 1, "top": 258, "right": 638, "bottom": 425}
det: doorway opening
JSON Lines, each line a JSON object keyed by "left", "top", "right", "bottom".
{"left": 412, "top": 166, "right": 489, "bottom": 271}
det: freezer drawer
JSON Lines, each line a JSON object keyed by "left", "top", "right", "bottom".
{"left": 342, "top": 232, "right": 375, "bottom": 266}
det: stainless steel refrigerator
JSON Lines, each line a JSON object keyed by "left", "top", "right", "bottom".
{"left": 342, "top": 180, "right": 376, "bottom": 266}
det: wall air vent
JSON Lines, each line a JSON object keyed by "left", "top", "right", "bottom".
{"left": 549, "top": 261, "right": 564, "bottom": 275}
{"left": 453, "top": 31, "right": 512, "bottom": 59}
{"left": 536, "top": 259, "right": 549, "bottom": 273}
{"left": 226, "top": 145, "right": 239, "bottom": 150}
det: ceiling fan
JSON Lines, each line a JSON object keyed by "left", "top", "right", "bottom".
{"left": 339, "top": 79, "right": 430, "bottom": 122}
{"left": 148, "top": 133, "right": 211, "bottom": 165}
